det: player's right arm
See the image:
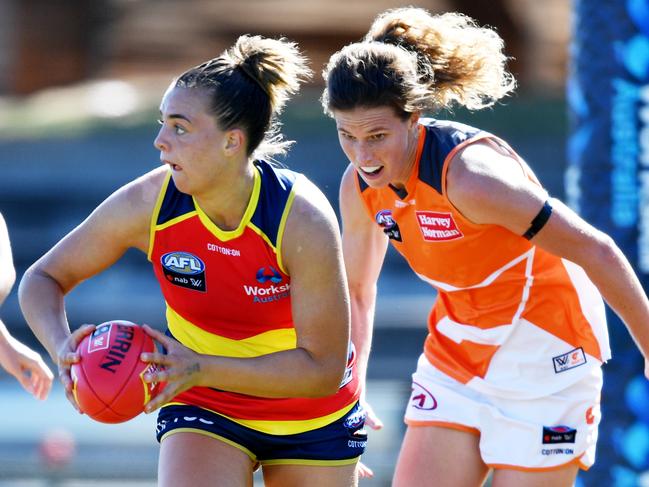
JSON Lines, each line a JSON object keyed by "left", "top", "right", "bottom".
{"left": 339, "top": 164, "right": 388, "bottom": 428}
{"left": 18, "top": 167, "right": 165, "bottom": 407}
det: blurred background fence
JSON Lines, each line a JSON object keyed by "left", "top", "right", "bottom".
{"left": 0, "top": 1, "right": 645, "bottom": 486}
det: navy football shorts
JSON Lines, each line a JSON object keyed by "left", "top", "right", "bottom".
{"left": 156, "top": 401, "right": 367, "bottom": 466}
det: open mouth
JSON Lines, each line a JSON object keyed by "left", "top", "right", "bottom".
{"left": 163, "top": 160, "right": 181, "bottom": 171}
{"left": 359, "top": 166, "right": 383, "bottom": 176}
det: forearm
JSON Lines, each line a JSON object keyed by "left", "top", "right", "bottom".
{"left": 0, "top": 270, "right": 15, "bottom": 306}
{"left": 0, "top": 320, "right": 17, "bottom": 362}
{"left": 584, "top": 239, "right": 649, "bottom": 358}
{"left": 18, "top": 267, "right": 71, "bottom": 361}
{"left": 350, "top": 286, "right": 377, "bottom": 389}
{"left": 198, "top": 347, "right": 345, "bottom": 398}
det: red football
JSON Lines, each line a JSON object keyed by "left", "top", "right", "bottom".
{"left": 71, "top": 320, "right": 161, "bottom": 423}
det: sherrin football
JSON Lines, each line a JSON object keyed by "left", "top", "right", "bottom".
{"left": 71, "top": 320, "right": 161, "bottom": 423}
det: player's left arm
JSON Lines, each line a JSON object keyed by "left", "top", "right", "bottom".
{"left": 447, "top": 140, "right": 649, "bottom": 369}
{"left": 0, "top": 213, "right": 53, "bottom": 399}
{"left": 141, "top": 178, "right": 350, "bottom": 407}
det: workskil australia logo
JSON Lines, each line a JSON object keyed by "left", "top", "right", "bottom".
{"left": 244, "top": 266, "right": 290, "bottom": 303}
{"left": 161, "top": 251, "right": 206, "bottom": 292}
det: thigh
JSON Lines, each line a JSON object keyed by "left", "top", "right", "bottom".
{"left": 393, "top": 425, "right": 490, "bottom": 487}
{"left": 492, "top": 464, "right": 579, "bottom": 487}
{"left": 484, "top": 367, "right": 603, "bottom": 471}
{"left": 257, "top": 401, "right": 366, "bottom": 466}
{"left": 263, "top": 463, "right": 358, "bottom": 487}
{"left": 158, "top": 432, "right": 255, "bottom": 487}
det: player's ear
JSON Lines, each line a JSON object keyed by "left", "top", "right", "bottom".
{"left": 223, "top": 129, "right": 245, "bottom": 155}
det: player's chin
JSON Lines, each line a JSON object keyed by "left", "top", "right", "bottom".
{"left": 169, "top": 172, "right": 192, "bottom": 194}
{"left": 356, "top": 167, "right": 387, "bottom": 188}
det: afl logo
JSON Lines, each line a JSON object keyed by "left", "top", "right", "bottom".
{"left": 161, "top": 252, "right": 205, "bottom": 275}
{"left": 375, "top": 209, "right": 402, "bottom": 242}
{"left": 343, "top": 406, "right": 367, "bottom": 430}
{"left": 375, "top": 209, "right": 396, "bottom": 228}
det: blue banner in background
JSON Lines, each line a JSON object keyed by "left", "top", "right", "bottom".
{"left": 569, "top": 0, "right": 649, "bottom": 485}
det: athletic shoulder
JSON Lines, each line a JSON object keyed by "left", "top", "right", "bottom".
{"left": 341, "top": 163, "right": 359, "bottom": 194}
{"left": 117, "top": 166, "right": 168, "bottom": 211}
{"left": 291, "top": 176, "right": 339, "bottom": 230}
{"left": 282, "top": 176, "right": 344, "bottom": 276}
{"left": 449, "top": 139, "right": 530, "bottom": 195}
{"left": 94, "top": 166, "right": 168, "bottom": 251}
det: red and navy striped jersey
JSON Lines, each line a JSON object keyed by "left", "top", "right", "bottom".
{"left": 149, "top": 160, "right": 359, "bottom": 433}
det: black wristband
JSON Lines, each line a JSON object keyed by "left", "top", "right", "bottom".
{"left": 523, "top": 200, "right": 553, "bottom": 240}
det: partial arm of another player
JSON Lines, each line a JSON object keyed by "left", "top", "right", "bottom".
{"left": 447, "top": 141, "right": 649, "bottom": 375}
{"left": 339, "top": 164, "right": 388, "bottom": 429}
{"left": 141, "top": 178, "right": 352, "bottom": 408}
{"left": 0, "top": 213, "right": 53, "bottom": 399}
{"left": 18, "top": 169, "right": 163, "bottom": 407}
{"left": 0, "top": 321, "right": 53, "bottom": 400}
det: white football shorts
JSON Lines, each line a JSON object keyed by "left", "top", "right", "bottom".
{"left": 404, "top": 354, "right": 602, "bottom": 471}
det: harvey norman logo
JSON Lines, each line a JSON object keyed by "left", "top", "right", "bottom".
{"left": 415, "top": 211, "right": 463, "bottom": 242}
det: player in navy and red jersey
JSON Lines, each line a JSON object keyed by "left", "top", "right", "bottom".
{"left": 19, "top": 35, "right": 364, "bottom": 486}
{"left": 321, "top": 6, "right": 649, "bottom": 487}
{"left": 0, "top": 211, "right": 53, "bottom": 400}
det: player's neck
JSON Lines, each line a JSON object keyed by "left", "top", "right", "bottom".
{"left": 194, "top": 162, "right": 256, "bottom": 231}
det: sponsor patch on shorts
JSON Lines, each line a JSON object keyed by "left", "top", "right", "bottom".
{"left": 542, "top": 426, "right": 577, "bottom": 444}
{"left": 552, "top": 347, "right": 586, "bottom": 373}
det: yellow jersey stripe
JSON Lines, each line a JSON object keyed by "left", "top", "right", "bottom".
{"left": 155, "top": 211, "right": 198, "bottom": 232}
{"left": 247, "top": 221, "right": 278, "bottom": 254}
{"left": 275, "top": 175, "right": 300, "bottom": 275}
{"left": 167, "top": 306, "right": 297, "bottom": 357}
{"left": 148, "top": 171, "right": 172, "bottom": 261}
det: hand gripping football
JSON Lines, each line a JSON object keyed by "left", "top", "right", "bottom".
{"left": 71, "top": 320, "right": 161, "bottom": 423}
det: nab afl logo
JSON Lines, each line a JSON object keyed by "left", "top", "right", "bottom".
{"left": 161, "top": 252, "right": 205, "bottom": 274}
{"left": 375, "top": 209, "right": 402, "bottom": 242}
{"left": 161, "top": 251, "right": 206, "bottom": 292}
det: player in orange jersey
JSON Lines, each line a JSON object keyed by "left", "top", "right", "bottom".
{"left": 322, "top": 7, "right": 649, "bottom": 487}
{"left": 19, "top": 35, "right": 365, "bottom": 487}
{"left": 0, "top": 211, "right": 53, "bottom": 399}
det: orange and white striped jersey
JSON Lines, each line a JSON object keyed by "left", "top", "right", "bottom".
{"left": 148, "top": 160, "right": 359, "bottom": 434}
{"left": 357, "top": 119, "right": 610, "bottom": 399}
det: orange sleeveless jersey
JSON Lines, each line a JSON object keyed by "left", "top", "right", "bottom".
{"left": 357, "top": 119, "right": 610, "bottom": 399}
{"left": 148, "top": 160, "right": 359, "bottom": 434}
